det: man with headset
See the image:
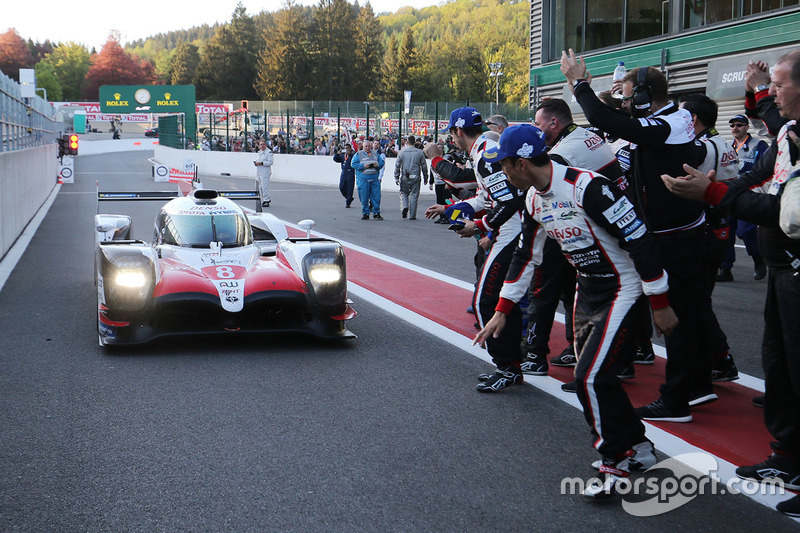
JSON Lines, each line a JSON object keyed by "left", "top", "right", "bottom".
{"left": 561, "top": 49, "right": 709, "bottom": 422}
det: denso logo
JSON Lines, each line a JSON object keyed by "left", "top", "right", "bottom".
{"left": 547, "top": 227, "right": 582, "bottom": 240}
{"left": 584, "top": 136, "right": 603, "bottom": 150}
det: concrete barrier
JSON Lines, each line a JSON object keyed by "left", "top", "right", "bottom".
{"left": 0, "top": 145, "right": 58, "bottom": 259}
{"left": 153, "top": 145, "right": 436, "bottom": 195}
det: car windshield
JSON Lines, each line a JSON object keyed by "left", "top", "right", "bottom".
{"left": 161, "top": 213, "right": 251, "bottom": 247}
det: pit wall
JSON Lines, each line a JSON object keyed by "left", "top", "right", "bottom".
{"left": 0, "top": 145, "right": 58, "bottom": 260}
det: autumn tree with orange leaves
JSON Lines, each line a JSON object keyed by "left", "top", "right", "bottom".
{"left": 82, "top": 32, "right": 155, "bottom": 99}
{"left": 0, "top": 28, "right": 35, "bottom": 81}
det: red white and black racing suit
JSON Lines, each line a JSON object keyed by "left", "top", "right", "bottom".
{"left": 431, "top": 134, "right": 527, "bottom": 370}
{"left": 497, "top": 162, "right": 669, "bottom": 457}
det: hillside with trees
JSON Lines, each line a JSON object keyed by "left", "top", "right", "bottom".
{"left": 0, "top": 0, "right": 530, "bottom": 105}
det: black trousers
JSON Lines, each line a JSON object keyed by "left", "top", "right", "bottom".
{"left": 653, "top": 229, "right": 716, "bottom": 409}
{"left": 521, "top": 237, "right": 575, "bottom": 356}
{"left": 574, "top": 283, "right": 648, "bottom": 457}
{"left": 474, "top": 232, "right": 523, "bottom": 368}
{"left": 763, "top": 268, "right": 800, "bottom": 456}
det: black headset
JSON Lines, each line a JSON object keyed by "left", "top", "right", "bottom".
{"left": 632, "top": 67, "right": 652, "bottom": 112}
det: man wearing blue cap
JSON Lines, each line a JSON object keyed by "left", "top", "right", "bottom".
{"left": 474, "top": 124, "right": 677, "bottom": 497}
{"left": 425, "top": 107, "right": 528, "bottom": 392}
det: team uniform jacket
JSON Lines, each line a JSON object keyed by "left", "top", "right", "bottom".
{"left": 697, "top": 128, "right": 739, "bottom": 183}
{"left": 707, "top": 120, "right": 800, "bottom": 267}
{"left": 431, "top": 133, "right": 526, "bottom": 236}
{"left": 549, "top": 124, "right": 625, "bottom": 187}
{"left": 496, "top": 162, "right": 669, "bottom": 313}
{"left": 734, "top": 133, "right": 770, "bottom": 174}
{"left": 573, "top": 81, "right": 708, "bottom": 234}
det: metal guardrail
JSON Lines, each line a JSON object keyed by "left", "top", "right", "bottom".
{"left": 0, "top": 70, "right": 62, "bottom": 153}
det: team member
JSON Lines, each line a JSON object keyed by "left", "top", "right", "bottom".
{"left": 523, "top": 98, "right": 626, "bottom": 379}
{"left": 254, "top": 139, "right": 274, "bottom": 207}
{"left": 425, "top": 107, "right": 527, "bottom": 392}
{"left": 475, "top": 124, "right": 676, "bottom": 497}
{"left": 662, "top": 49, "right": 800, "bottom": 518}
{"left": 562, "top": 50, "right": 709, "bottom": 423}
{"left": 679, "top": 93, "right": 741, "bottom": 398}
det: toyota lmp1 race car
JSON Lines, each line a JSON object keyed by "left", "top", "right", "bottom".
{"left": 94, "top": 184, "right": 356, "bottom": 346}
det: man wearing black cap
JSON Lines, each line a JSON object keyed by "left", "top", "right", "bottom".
{"left": 475, "top": 124, "right": 677, "bottom": 497}
{"left": 717, "top": 114, "right": 770, "bottom": 282}
{"left": 425, "top": 107, "right": 527, "bottom": 392}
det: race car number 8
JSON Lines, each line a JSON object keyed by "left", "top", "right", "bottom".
{"left": 216, "top": 266, "right": 235, "bottom": 278}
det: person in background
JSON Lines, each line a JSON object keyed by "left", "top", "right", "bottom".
{"left": 352, "top": 139, "right": 384, "bottom": 220}
{"left": 333, "top": 143, "right": 356, "bottom": 208}
{"left": 254, "top": 139, "right": 274, "bottom": 208}
{"left": 394, "top": 135, "right": 429, "bottom": 220}
{"left": 717, "top": 114, "right": 770, "bottom": 282}
{"left": 485, "top": 115, "right": 508, "bottom": 134}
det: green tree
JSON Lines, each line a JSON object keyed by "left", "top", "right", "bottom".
{"left": 33, "top": 61, "right": 63, "bottom": 101}
{"left": 350, "top": 2, "right": 384, "bottom": 100}
{"left": 373, "top": 33, "right": 398, "bottom": 100}
{"left": 40, "top": 42, "right": 91, "bottom": 101}
{"left": 195, "top": 3, "right": 259, "bottom": 100}
{"left": 254, "top": 2, "right": 314, "bottom": 100}
{"left": 170, "top": 42, "right": 200, "bottom": 85}
{"left": 388, "top": 29, "right": 417, "bottom": 101}
{"left": 312, "top": 0, "right": 357, "bottom": 100}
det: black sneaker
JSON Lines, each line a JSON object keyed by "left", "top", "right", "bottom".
{"left": 777, "top": 493, "right": 800, "bottom": 517}
{"left": 754, "top": 258, "right": 767, "bottom": 281}
{"left": 711, "top": 356, "right": 739, "bottom": 382}
{"left": 753, "top": 395, "right": 765, "bottom": 408}
{"left": 550, "top": 346, "right": 577, "bottom": 367}
{"left": 736, "top": 453, "right": 800, "bottom": 490}
{"left": 688, "top": 390, "right": 718, "bottom": 407}
{"left": 716, "top": 267, "right": 733, "bottom": 282}
{"left": 584, "top": 455, "right": 631, "bottom": 499}
{"left": 373, "top": 213, "right": 383, "bottom": 220}
{"left": 402, "top": 207, "right": 408, "bottom": 218}
{"left": 633, "top": 343, "right": 655, "bottom": 365}
{"left": 262, "top": 201, "right": 270, "bottom": 208}
{"left": 475, "top": 367, "right": 523, "bottom": 392}
{"left": 617, "top": 364, "right": 635, "bottom": 380}
{"left": 593, "top": 441, "right": 657, "bottom": 471}
{"left": 561, "top": 380, "right": 577, "bottom": 393}
{"left": 520, "top": 352, "right": 548, "bottom": 376}
{"left": 635, "top": 398, "right": 692, "bottom": 423}
{"left": 361, "top": 214, "right": 370, "bottom": 220}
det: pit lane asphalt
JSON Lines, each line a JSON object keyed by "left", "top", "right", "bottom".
{"left": 0, "top": 151, "right": 788, "bottom": 531}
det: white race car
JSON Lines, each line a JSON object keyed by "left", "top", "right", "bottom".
{"left": 94, "top": 185, "right": 356, "bottom": 346}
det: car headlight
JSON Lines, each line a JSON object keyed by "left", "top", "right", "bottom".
{"left": 106, "top": 255, "right": 154, "bottom": 311}
{"left": 303, "top": 249, "right": 346, "bottom": 307}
